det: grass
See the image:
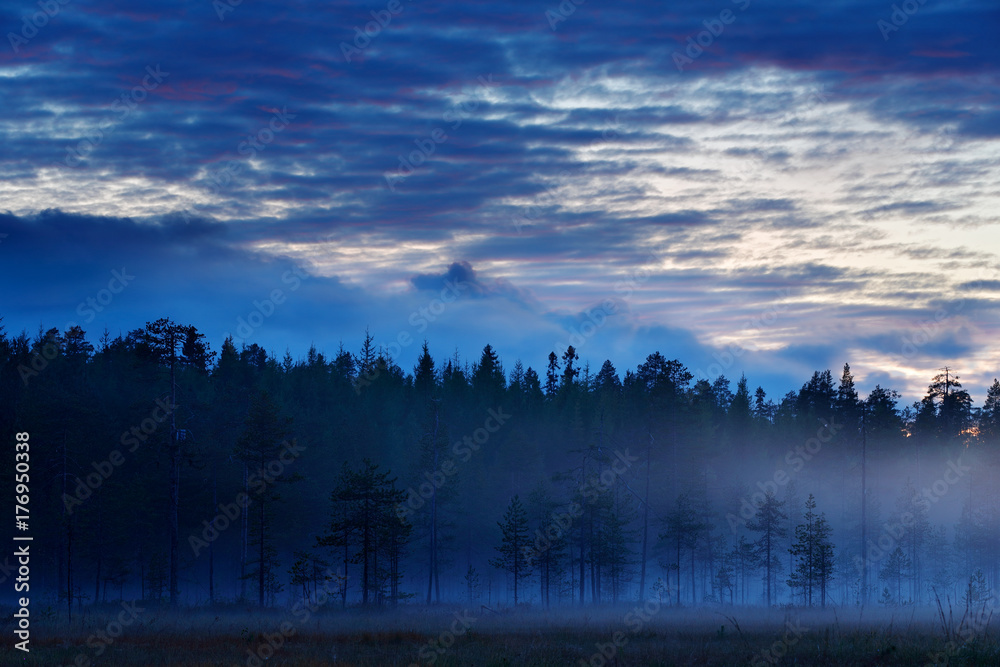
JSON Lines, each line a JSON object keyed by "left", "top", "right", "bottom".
{"left": 6, "top": 601, "right": 1000, "bottom": 666}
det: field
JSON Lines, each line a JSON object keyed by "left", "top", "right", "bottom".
{"left": 7, "top": 602, "right": 1000, "bottom": 666}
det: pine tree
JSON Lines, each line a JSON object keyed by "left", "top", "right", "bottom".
{"left": 729, "top": 536, "right": 760, "bottom": 605}
{"left": 879, "top": 547, "right": 912, "bottom": 605}
{"left": 926, "top": 367, "right": 973, "bottom": 441}
{"left": 837, "top": 363, "right": 860, "bottom": 432}
{"left": 490, "top": 495, "right": 532, "bottom": 605}
{"left": 413, "top": 394, "right": 451, "bottom": 604}
{"left": 963, "top": 568, "right": 992, "bottom": 607}
{"left": 527, "top": 484, "right": 566, "bottom": 608}
{"left": 730, "top": 375, "right": 752, "bottom": 452}
{"left": 978, "top": 379, "right": 1000, "bottom": 445}
{"left": 599, "top": 481, "right": 638, "bottom": 603}
{"left": 560, "top": 346, "right": 579, "bottom": 392}
{"left": 814, "top": 512, "right": 835, "bottom": 608}
{"left": 318, "top": 460, "right": 408, "bottom": 606}
{"left": 788, "top": 494, "right": 818, "bottom": 606}
{"left": 413, "top": 341, "right": 437, "bottom": 400}
{"left": 316, "top": 464, "right": 357, "bottom": 607}
{"left": 787, "top": 494, "right": 835, "bottom": 607}
{"left": 659, "top": 492, "right": 705, "bottom": 605}
{"left": 544, "top": 352, "right": 560, "bottom": 397}
{"left": 747, "top": 490, "right": 787, "bottom": 606}
{"left": 753, "top": 386, "right": 775, "bottom": 426}
{"left": 893, "top": 478, "right": 930, "bottom": 602}
{"left": 142, "top": 318, "right": 206, "bottom": 606}
{"left": 472, "top": 344, "right": 505, "bottom": 403}
{"left": 235, "top": 390, "right": 296, "bottom": 607}
{"left": 464, "top": 565, "right": 481, "bottom": 603}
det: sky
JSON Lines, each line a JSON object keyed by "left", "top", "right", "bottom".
{"left": 1, "top": 0, "right": 998, "bottom": 404}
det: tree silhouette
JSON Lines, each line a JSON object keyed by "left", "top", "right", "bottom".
{"left": 788, "top": 494, "right": 835, "bottom": 607}
{"left": 879, "top": 547, "right": 912, "bottom": 605}
{"left": 490, "top": 495, "right": 532, "bottom": 605}
{"left": 319, "top": 459, "right": 407, "bottom": 606}
{"left": 747, "top": 490, "right": 787, "bottom": 606}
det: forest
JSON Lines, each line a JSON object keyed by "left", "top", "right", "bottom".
{"left": 2, "top": 316, "right": 999, "bottom": 619}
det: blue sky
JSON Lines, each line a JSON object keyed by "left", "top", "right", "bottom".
{"left": 1, "top": 0, "right": 998, "bottom": 402}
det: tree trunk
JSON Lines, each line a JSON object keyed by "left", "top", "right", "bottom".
{"left": 209, "top": 468, "right": 216, "bottom": 604}
{"left": 639, "top": 436, "right": 650, "bottom": 600}
{"left": 342, "top": 522, "right": 349, "bottom": 608}
{"left": 94, "top": 498, "right": 102, "bottom": 605}
{"left": 240, "top": 461, "right": 248, "bottom": 601}
{"left": 427, "top": 406, "right": 439, "bottom": 604}
{"left": 258, "top": 496, "right": 265, "bottom": 607}
{"left": 690, "top": 545, "right": 696, "bottom": 604}
{"left": 513, "top": 532, "right": 519, "bottom": 605}
{"left": 168, "top": 330, "right": 179, "bottom": 606}
{"left": 676, "top": 539, "right": 681, "bottom": 606}
{"left": 579, "top": 521, "right": 585, "bottom": 606}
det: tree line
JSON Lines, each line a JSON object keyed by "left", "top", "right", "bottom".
{"left": 2, "top": 316, "right": 999, "bottom": 611}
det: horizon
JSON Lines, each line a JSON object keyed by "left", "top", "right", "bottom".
{"left": 3, "top": 0, "right": 1000, "bottom": 664}
{"left": 2, "top": 0, "right": 998, "bottom": 407}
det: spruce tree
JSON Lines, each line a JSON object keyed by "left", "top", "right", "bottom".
{"left": 490, "top": 495, "right": 532, "bottom": 605}
{"left": 747, "top": 490, "right": 787, "bottom": 606}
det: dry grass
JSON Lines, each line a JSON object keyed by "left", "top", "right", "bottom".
{"left": 8, "top": 602, "right": 1000, "bottom": 666}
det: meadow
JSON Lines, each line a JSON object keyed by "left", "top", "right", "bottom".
{"left": 8, "top": 601, "right": 999, "bottom": 666}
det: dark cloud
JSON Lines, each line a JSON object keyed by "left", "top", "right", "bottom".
{"left": 411, "top": 261, "right": 483, "bottom": 294}
{"left": 959, "top": 280, "right": 1000, "bottom": 291}
{"left": 0, "top": 0, "right": 997, "bottom": 403}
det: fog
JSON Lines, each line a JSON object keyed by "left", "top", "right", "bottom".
{"left": 4, "top": 326, "right": 999, "bottom": 663}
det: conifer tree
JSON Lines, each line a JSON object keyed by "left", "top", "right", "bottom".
{"left": 490, "top": 495, "right": 532, "bottom": 605}
{"left": 747, "top": 490, "right": 787, "bottom": 606}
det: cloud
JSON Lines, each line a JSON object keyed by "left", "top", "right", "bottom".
{"left": 0, "top": 0, "right": 998, "bottom": 404}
